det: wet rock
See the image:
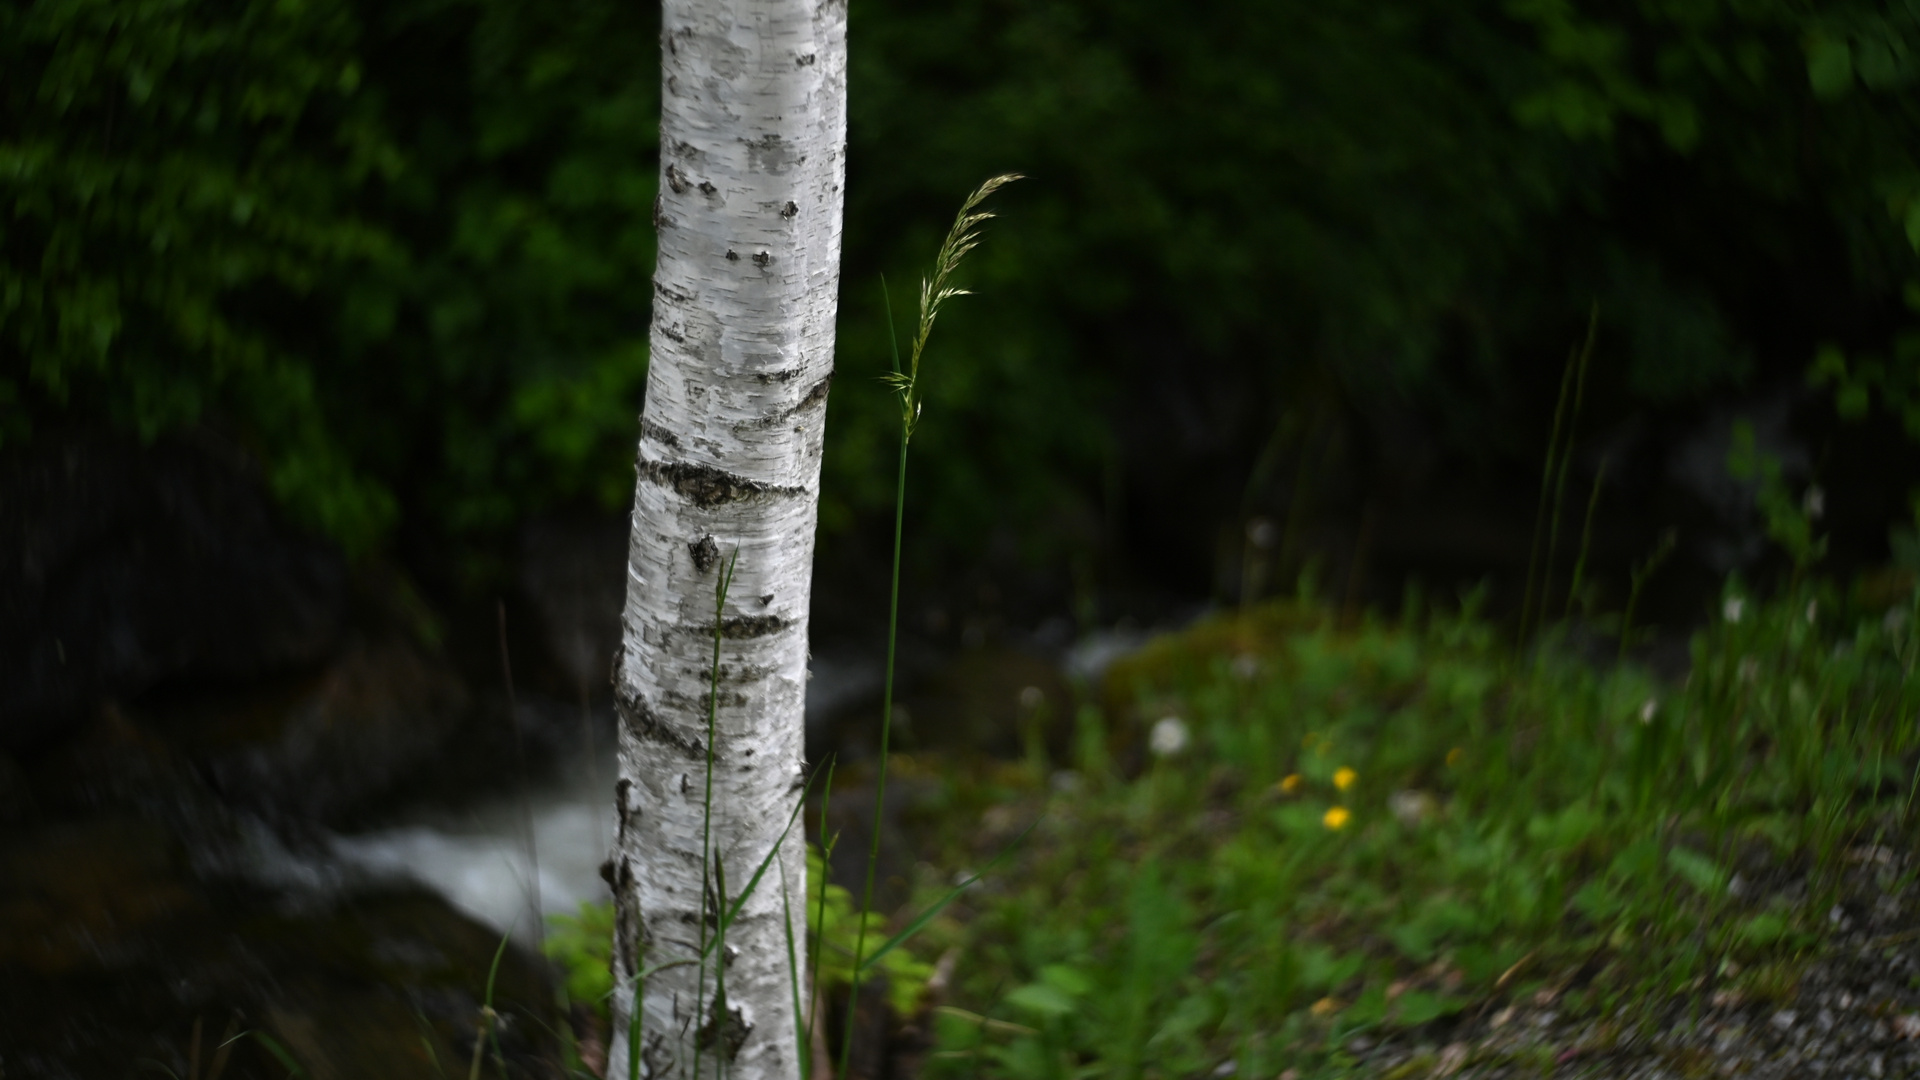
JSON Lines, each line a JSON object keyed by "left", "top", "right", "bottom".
{"left": 0, "top": 749, "right": 31, "bottom": 823}
{"left": 0, "top": 434, "right": 347, "bottom": 752}
{"left": 25, "top": 703, "right": 237, "bottom": 848}
{"left": 0, "top": 843, "right": 561, "bottom": 1080}
{"left": 157, "top": 638, "right": 470, "bottom": 829}
{"left": 518, "top": 516, "right": 627, "bottom": 694}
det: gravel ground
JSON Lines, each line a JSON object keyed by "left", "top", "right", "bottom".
{"left": 1345, "top": 843, "right": 1920, "bottom": 1079}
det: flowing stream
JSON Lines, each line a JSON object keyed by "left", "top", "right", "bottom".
{"left": 288, "top": 631, "right": 1148, "bottom": 944}
{"left": 326, "top": 737, "right": 619, "bottom": 942}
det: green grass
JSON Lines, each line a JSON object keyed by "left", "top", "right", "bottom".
{"left": 548, "top": 571, "right": 1920, "bottom": 1076}
{"left": 896, "top": 578, "right": 1920, "bottom": 1079}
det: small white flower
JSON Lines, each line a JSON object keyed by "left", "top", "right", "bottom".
{"left": 1388, "top": 789, "right": 1437, "bottom": 827}
{"left": 1149, "top": 716, "right": 1190, "bottom": 757}
{"left": 1245, "top": 517, "right": 1277, "bottom": 549}
{"left": 1803, "top": 485, "right": 1826, "bottom": 520}
{"left": 1724, "top": 596, "right": 1746, "bottom": 624}
{"left": 1639, "top": 698, "right": 1658, "bottom": 724}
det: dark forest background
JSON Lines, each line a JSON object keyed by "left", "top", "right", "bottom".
{"left": 10, "top": 0, "right": 1920, "bottom": 646}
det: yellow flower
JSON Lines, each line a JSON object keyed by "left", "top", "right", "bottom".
{"left": 1309, "top": 996, "right": 1343, "bottom": 1017}
{"left": 1278, "top": 773, "right": 1303, "bottom": 795}
{"left": 1446, "top": 747, "right": 1464, "bottom": 768}
{"left": 1323, "top": 806, "right": 1351, "bottom": 830}
{"left": 1333, "top": 767, "right": 1357, "bottom": 792}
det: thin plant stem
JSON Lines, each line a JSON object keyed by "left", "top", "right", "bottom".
{"left": 696, "top": 550, "right": 739, "bottom": 1080}
{"left": 1521, "top": 357, "right": 1575, "bottom": 644}
{"left": 496, "top": 603, "right": 543, "bottom": 957}
{"left": 1619, "top": 531, "right": 1676, "bottom": 664}
{"left": 842, "top": 174, "right": 1019, "bottom": 1080}
{"left": 807, "top": 760, "right": 836, "bottom": 1065}
{"left": 1565, "top": 454, "right": 1609, "bottom": 622}
{"left": 1541, "top": 307, "right": 1599, "bottom": 636}
{"left": 780, "top": 855, "right": 809, "bottom": 1080}
{"left": 840, "top": 433, "right": 908, "bottom": 1080}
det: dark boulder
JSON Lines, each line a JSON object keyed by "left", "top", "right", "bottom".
{"left": 1, "top": 434, "right": 347, "bottom": 751}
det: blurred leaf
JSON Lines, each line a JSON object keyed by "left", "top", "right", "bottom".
{"left": 1807, "top": 34, "right": 1854, "bottom": 99}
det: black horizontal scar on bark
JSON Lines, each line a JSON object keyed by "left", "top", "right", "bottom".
{"left": 614, "top": 686, "right": 705, "bottom": 758}
{"left": 687, "top": 614, "right": 790, "bottom": 640}
{"left": 641, "top": 420, "right": 682, "bottom": 449}
{"left": 733, "top": 375, "right": 831, "bottom": 433}
{"left": 639, "top": 459, "right": 803, "bottom": 508}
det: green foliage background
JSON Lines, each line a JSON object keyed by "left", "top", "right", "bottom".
{"left": 7, "top": 0, "right": 1920, "bottom": 576}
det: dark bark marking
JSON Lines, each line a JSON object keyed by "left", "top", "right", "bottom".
{"left": 615, "top": 777, "right": 636, "bottom": 842}
{"left": 725, "top": 249, "right": 739, "bottom": 262}
{"left": 698, "top": 690, "right": 748, "bottom": 712}
{"left": 641, "top": 420, "right": 682, "bottom": 449}
{"left": 641, "top": 1022, "right": 672, "bottom": 1076}
{"left": 780, "top": 200, "right": 799, "bottom": 218}
{"left": 652, "top": 193, "right": 665, "bottom": 230}
{"left": 752, "top": 250, "right": 772, "bottom": 268}
{"left": 640, "top": 459, "right": 800, "bottom": 508}
{"left": 642, "top": 1034, "right": 672, "bottom": 1079}
{"left": 796, "top": 53, "right": 816, "bottom": 67}
{"left": 754, "top": 367, "right": 804, "bottom": 384}
{"left": 697, "top": 1000, "right": 752, "bottom": 1062}
{"left": 655, "top": 280, "right": 694, "bottom": 306}
{"left": 615, "top": 685, "right": 703, "bottom": 758}
{"left": 689, "top": 535, "right": 720, "bottom": 573}
{"left": 733, "top": 374, "right": 832, "bottom": 432}
{"left": 698, "top": 614, "right": 788, "bottom": 639}
{"left": 698, "top": 180, "right": 716, "bottom": 195}
{"left": 665, "top": 164, "right": 692, "bottom": 194}
{"left": 613, "top": 857, "right": 640, "bottom": 977}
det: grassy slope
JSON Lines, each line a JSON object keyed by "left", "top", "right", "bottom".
{"left": 912, "top": 583, "right": 1920, "bottom": 1079}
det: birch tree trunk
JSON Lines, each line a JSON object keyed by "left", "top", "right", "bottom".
{"left": 607, "top": 1, "right": 846, "bottom": 1077}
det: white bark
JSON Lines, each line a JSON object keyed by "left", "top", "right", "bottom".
{"left": 608, "top": 1, "right": 846, "bottom": 1078}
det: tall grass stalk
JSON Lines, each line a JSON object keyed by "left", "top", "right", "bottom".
{"left": 1540, "top": 307, "right": 1598, "bottom": 634}
{"left": 840, "top": 173, "right": 1021, "bottom": 1080}
{"left": 1521, "top": 358, "right": 1576, "bottom": 643}
{"left": 1619, "top": 531, "right": 1676, "bottom": 662}
{"left": 1565, "top": 454, "right": 1609, "bottom": 623}
{"left": 695, "top": 550, "right": 739, "bottom": 1080}
{"left": 808, "top": 763, "right": 837, "bottom": 1071}
{"left": 495, "top": 603, "right": 544, "bottom": 957}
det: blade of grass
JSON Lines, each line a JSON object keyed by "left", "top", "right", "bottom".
{"left": 693, "top": 548, "right": 739, "bottom": 1080}
{"left": 857, "top": 817, "right": 1039, "bottom": 975}
{"left": 1565, "top": 453, "right": 1609, "bottom": 623}
{"left": 1521, "top": 355, "right": 1576, "bottom": 643}
{"left": 253, "top": 1032, "right": 309, "bottom": 1079}
{"left": 709, "top": 761, "right": 827, "bottom": 949}
{"left": 780, "top": 855, "right": 810, "bottom": 1080}
{"left": 808, "top": 760, "right": 837, "bottom": 1067}
{"left": 470, "top": 930, "right": 511, "bottom": 1080}
{"left": 1541, "top": 304, "right": 1599, "bottom": 635}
